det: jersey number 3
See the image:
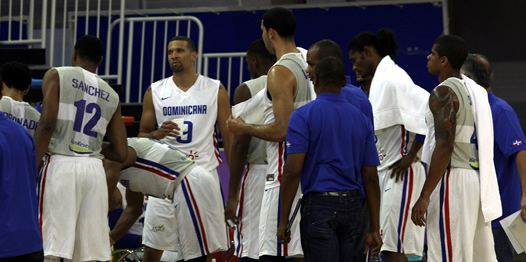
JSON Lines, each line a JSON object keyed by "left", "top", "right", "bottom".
{"left": 176, "top": 121, "right": 193, "bottom": 144}
{"left": 73, "top": 99, "right": 102, "bottom": 138}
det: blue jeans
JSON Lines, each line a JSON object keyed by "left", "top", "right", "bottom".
{"left": 300, "top": 190, "right": 363, "bottom": 262}
{"left": 493, "top": 226, "right": 514, "bottom": 262}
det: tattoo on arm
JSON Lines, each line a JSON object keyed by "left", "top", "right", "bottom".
{"left": 430, "top": 85, "right": 457, "bottom": 144}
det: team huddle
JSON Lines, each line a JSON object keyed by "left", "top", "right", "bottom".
{"left": 1, "top": 6, "right": 526, "bottom": 262}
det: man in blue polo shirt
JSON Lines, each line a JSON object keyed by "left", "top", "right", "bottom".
{"left": 0, "top": 111, "right": 43, "bottom": 262}
{"left": 276, "top": 57, "right": 382, "bottom": 261}
{"left": 461, "top": 53, "right": 526, "bottom": 262}
{"left": 305, "top": 39, "right": 373, "bottom": 125}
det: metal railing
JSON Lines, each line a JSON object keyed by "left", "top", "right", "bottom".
{"left": 101, "top": 16, "right": 204, "bottom": 103}
{"left": 0, "top": 0, "right": 47, "bottom": 46}
{"left": 203, "top": 52, "right": 247, "bottom": 96}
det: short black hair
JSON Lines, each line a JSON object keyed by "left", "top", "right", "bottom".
{"left": 262, "top": 7, "right": 296, "bottom": 39}
{"left": 310, "top": 39, "right": 343, "bottom": 61}
{"left": 461, "top": 53, "right": 493, "bottom": 89}
{"left": 74, "top": 35, "right": 104, "bottom": 64}
{"left": 0, "top": 61, "right": 32, "bottom": 91}
{"left": 246, "top": 39, "right": 276, "bottom": 64}
{"left": 315, "top": 57, "right": 346, "bottom": 87}
{"left": 169, "top": 36, "right": 196, "bottom": 52}
{"left": 433, "top": 35, "right": 468, "bottom": 70}
{"left": 348, "top": 28, "right": 399, "bottom": 59}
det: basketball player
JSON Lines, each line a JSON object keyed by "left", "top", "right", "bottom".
{"left": 138, "top": 35, "right": 231, "bottom": 262}
{"left": 227, "top": 7, "right": 314, "bottom": 262}
{"left": 412, "top": 35, "right": 501, "bottom": 262}
{"left": 348, "top": 29, "right": 429, "bottom": 261}
{"left": 0, "top": 61, "right": 40, "bottom": 136}
{"left": 34, "top": 35, "right": 128, "bottom": 262}
{"left": 103, "top": 138, "right": 227, "bottom": 262}
{"left": 225, "top": 39, "right": 276, "bottom": 262}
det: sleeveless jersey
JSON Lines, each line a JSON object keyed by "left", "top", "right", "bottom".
{"left": 425, "top": 77, "right": 478, "bottom": 170}
{"left": 244, "top": 76, "right": 267, "bottom": 165}
{"left": 263, "top": 52, "right": 314, "bottom": 189}
{"left": 151, "top": 75, "right": 221, "bottom": 171}
{"left": 375, "top": 125, "right": 420, "bottom": 171}
{"left": 121, "top": 137, "right": 194, "bottom": 198}
{"left": 0, "top": 96, "right": 40, "bottom": 136}
{"left": 47, "top": 66, "right": 119, "bottom": 159}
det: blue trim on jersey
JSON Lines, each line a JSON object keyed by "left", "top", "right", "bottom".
{"left": 136, "top": 157, "right": 179, "bottom": 177}
{"left": 439, "top": 177, "right": 447, "bottom": 262}
{"left": 396, "top": 170, "right": 409, "bottom": 252}
{"left": 181, "top": 180, "right": 206, "bottom": 257}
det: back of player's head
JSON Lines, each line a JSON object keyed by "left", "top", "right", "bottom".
{"left": 433, "top": 35, "right": 468, "bottom": 70}
{"left": 247, "top": 39, "right": 276, "bottom": 64}
{"left": 310, "top": 39, "right": 343, "bottom": 61}
{"left": 74, "top": 35, "right": 104, "bottom": 64}
{"left": 262, "top": 7, "right": 296, "bottom": 39}
{"left": 169, "top": 36, "right": 196, "bottom": 52}
{"left": 461, "top": 53, "right": 493, "bottom": 89}
{"left": 315, "top": 57, "right": 346, "bottom": 87}
{"left": 0, "top": 61, "right": 32, "bottom": 91}
{"left": 348, "top": 28, "right": 399, "bottom": 59}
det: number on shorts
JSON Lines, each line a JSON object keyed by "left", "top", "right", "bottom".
{"left": 176, "top": 121, "right": 193, "bottom": 144}
{"left": 73, "top": 99, "right": 102, "bottom": 138}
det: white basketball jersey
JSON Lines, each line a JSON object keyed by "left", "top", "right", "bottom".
{"left": 0, "top": 96, "right": 40, "bottom": 136}
{"left": 375, "top": 125, "right": 419, "bottom": 171}
{"left": 263, "top": 51, "right": 314, "bottom": 189}
{"left": 244, "top": 76, "right": 267, "bottom": 165}
{"left": 151, "top": 75, "right": 221, "bottom": 171}
{"left": 48, "top": 66, "right": 119, "bottom": 159}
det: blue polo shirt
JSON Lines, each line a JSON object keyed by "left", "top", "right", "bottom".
{"left": 488, "top": 91, "right": 526, "bottom": 227}
{"left": 285, "top": 93, "right": 380, "bottom": 194}
{"left": 342, "top": 77, "right": 374, "bottom": 126}
{"left": 0, "top": 113, "right": 42, "bottom": 258}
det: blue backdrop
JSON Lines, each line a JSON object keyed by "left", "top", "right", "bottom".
{"left": 78, "top": 3, "right": 444, "bottom": 103}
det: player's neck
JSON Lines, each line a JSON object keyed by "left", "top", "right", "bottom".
{"left": 274, "top": 41, "right": 298, "bottom": 60}
{"left": 2, "top": 88, "right": 25, "bottom": 102}
{"left": 438, "top": 69, "right": 461, "bottom": 83}
{"left": 172, "top": 71, "right": 199, "bottom": 91}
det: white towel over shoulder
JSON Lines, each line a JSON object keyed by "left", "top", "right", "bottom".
{"left": 462, "top": 74, "right": 501, "bottom": 222}
{"left": 369, "top": 56, "right": 429, "bottom": 134}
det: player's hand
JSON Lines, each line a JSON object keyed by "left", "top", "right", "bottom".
{"left": 521, "top": 195, "right": 526, "bottom": 223}
{"left": 226, "top": 115, "right": 247, "bottom": 135}
{"left": 363, "top": 231, "right": 382, "bottom": 260}
{"left": 276, "top": 223, "right": 291, "bottom": 244}
{"left": 155, "top": 121, "right": 181, "bottom": 139}
{"left": 411, "top": 195, "right": 429, "bottom": 227}
{"left": 388, "top": 155, "right": 416, "bottom": 182}
{"left": 224, "top": 197, "right": 239, "bottom": 228}
{"left": 110, "top": 236, "right": 116, "bottom": 246}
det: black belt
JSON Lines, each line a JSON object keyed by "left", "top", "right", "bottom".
{"left": 308, "top": 190, "right": 359, "bottom": 197}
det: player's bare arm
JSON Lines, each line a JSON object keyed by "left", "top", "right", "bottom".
{"left": 102, "top": 102, "right": 128, "bottom": 163}
{"left": 389, "top": 139, "right": 424, "bottom": 182}
{"left": 412, "top": 85, "right": 458, "bottom": 227}
{"left": 217, "top": 83, "right": 233, "bottom": 164}
{"left": 103, "top": 145, "right": 137, "bottom": 197}
{"left": 362, "top": 165, "right": 382, "bottom": 259}
{"left": 225, "top": 83, "right": 252, "bottom": 225}
{"left": 227, "top": 66, "right": 296, "bottom": 142}
{"left": 34, "top": 69, "right": 60, "bottom": 168}
{"left": 109, "top": 188, "right": 144, "bottom": 245}
{"left": 138, "top": 86, "right": 180, "bottom": 139}
{"left": 276, "top": 152, "right": 305, "bottom": 244}
{"left": 515, "top": 150, "right": 526, "bottom": 222}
